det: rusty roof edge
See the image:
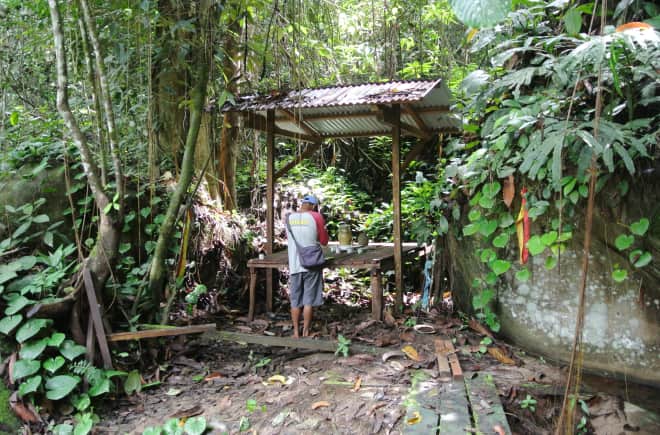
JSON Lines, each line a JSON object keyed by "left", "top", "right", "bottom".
{"left": 222, "top": 78, "right": 450, "bottom": 112}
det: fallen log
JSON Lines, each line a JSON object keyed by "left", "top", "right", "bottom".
{"left": 203, "top": 329, "right": 388, "bottom": 355}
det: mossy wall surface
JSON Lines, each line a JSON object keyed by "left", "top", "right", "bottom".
{"left": 449, "top": 170, "right": 660, "bottom": 386}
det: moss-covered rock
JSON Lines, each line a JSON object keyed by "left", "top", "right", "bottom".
{"left": 449, "top": 169, "right": 660, "bottom": 386}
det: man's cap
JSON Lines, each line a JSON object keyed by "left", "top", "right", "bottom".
{"left": 302, "top": 194, "right": 319, "bottom": 205}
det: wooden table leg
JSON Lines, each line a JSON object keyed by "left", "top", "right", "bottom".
{"left": 248, "top": 267, "right": 257, "bottom": 320}
{"left": 266, "top": 269, "right": 273, "bottom": 313}
{"left": 371, "top": 268, "right": 383, "bottom": 321}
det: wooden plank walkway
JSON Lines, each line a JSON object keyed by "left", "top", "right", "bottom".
{"left": 403, "top": 338, "right": 512, "bottom": 435}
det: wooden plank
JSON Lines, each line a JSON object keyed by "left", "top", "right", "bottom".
{"left": 402, "top": 370, "right": 440, "bottom": 434}
{"left": 448, "top": 352, "right": 463, "bottom": 380}
{"left": 391, "top": 104, "right": 403, "bottom": 309}
{"left": 203, "top": 330, "right": 387, "bottom": 355}
{"left": 441, "top": 339, "right": 463, "bottom": 380}
{"left": 439, "top": 381, "right": 473, "bottom": 434}
{"left": 248, "top": 268, "right": 257, "bottom": 320}
{"left": 266, "top": 109, "right": 275, "bottom": 314}
{"left": 82, "top": 268, "right": 113, "bottom": 369}
{"left": 107, "top": 323, "right": 217, "bottom": 342}
{"left": 371, "top": 268, "right": 382, "bottom": 321}
{"left": 85, "top": 314, "right": 96, "bottom": 364}
{"left": 465, "top": 372, "right": 512, "bottom": 435}
{"left": 435, "top": 339, "right": 451, "bottom": 378}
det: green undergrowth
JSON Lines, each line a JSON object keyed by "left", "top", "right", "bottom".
{"left": 0, "top": 382, "right": 21, "bottom": 434}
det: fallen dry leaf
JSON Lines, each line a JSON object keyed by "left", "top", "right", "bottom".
{"left": 406, "top": 411, "right": 422, "bottom": 425}
{"left": 204, "top": 372, "right": 224, "bottom": 382}
{"left": 354, "top": 320, "right": 377, "bottom": 334}
{"left": 401, "top": 345, "right": 421, "bottom": 361}
{"left": 9, "top": 391, "right": 40, "bottom": 423}
{"left": 503, "top": 174, "right": 515, "bottom": 208}
{"left": 383, "top": 310, "right": 396, "bottom": 327}
{"left": 169, "top": 405, "right": 203, "bottom": 419}
{"left": 399, "top": 331, "right": 415, "bottom": 342}
{"left": 8, "top": 352, "right": 16, "bottom": 385}
{"left": 311, "top": 401, "right": 330, "bottom": 410}
{"left": 487, "top": 347, "right": 516, "bottom": 365}
{"left": 369, "top": 402, "right": 387, "bottom": 415}
{"left": 352, "top": 377, "right": 362, "bottom": 392}
{"left": 266, "top": 375, "right": 287, "bottom": 385}
{"left": 375, "top": 333, "right": 399, "bottom": 347}
{"left": 469, "top": 318, "right": 494, "bottom": 338}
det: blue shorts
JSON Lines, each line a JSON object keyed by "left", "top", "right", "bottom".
{"left": 289, "top": 271, "right": 323, "bottom": 308}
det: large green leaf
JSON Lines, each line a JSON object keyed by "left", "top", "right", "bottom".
{"left": 630, "top": 218, "right": 649, "bottom": 236}
{"left": 13, "top": 359, "right": 40, "bottom": 379}
{"left": 19, "top": 338, "right": 49, "bottom": 360}
{"left": 15, "top": 318, "right": 51, "bottom": 343}
{"left": 490, "top": 259, "right": 511, "bottom": 275}
{"left": 45, "top": 375, "right": 81, "bottom": 400}
{"left": 48, "top": 332, "right": 66, "bottom": 347}
{"left": 482, "top": 181, "right": 501, "bottom": 198}
{"left": 633, "top": 252, "right": 652, "bottom": 268}
{"left": 124, "top": 370, "right": 142, "bottom": 395}
{"left": 72, "top": 393, "right": 91, "bottom": 411}
{"left": 0, "top": 270, "right": 18, "bottom": 286}
{"left": 480, "top": 249, "right": 496, "bottom": 263}
{"left": 60, "top": 340, "right": 87, "bottom": 361}
{"left": 463, "top": 223, "right": 480, "bottom": 236}
{"left": 527, "top": 235, "right": 545, "bottom": 256}
{"left": 52, "top": 424, "right": 74, "bottom": 435}
{"left": 88, "top": 377, "right": 110, "bottom": 397}
{"left": 614, "top": 234, "right": 634, "bottom": 251}
{"left": 5, "top": 295, "right": 34, "bottom": 315}
{"left": 73, "top": 413, "right": 93, "bottom": 435}
{"left": 18, "top": 375, "right": 42, "bottom": 397}
{"left": 449, "top": 0, "right": 511, "bottom": 28}
{"left": 492, "top": 233, "right": 508, "bottom": 248}
{"left": 43, "top": 356, "right": 66, "bottom": 374}
{"left": 612, "top": 268, "right": 627, "bottom": 283}
{"left": 183, "top": 416, "right": 207, "bottom": 435}
{"left": 564, "top": 8, "right": 582, "bottom": 35}
{"left": 515, "top": 268, "right": 530, "bottom": 282}
{"left": 479, "top": 220, "right": 498, "bottom": 237}
{"left": 0, "top": 314, "right": 23, "bottom": 335}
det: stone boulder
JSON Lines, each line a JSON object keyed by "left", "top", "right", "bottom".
{"left": 449, "top": 169, "right": 659, "bottom": 386}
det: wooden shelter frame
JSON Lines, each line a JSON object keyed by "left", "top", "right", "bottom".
{"left": 223, "top": 79, "right": 459, "bottom": 309}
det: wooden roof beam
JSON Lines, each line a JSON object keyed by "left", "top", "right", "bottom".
{"left": 403, "top": 104, "right": 431, "bottom": 136}
{"left": 274, "top": 141, "right": 323, "bottom": 181}
{"left": 267, "top": 106, "right": 451, "bottom": 123}
{"left": 378, "top": 105, "right": 431, "bottom": 140}
{"left": 243, "top": 112, "right": 320, "bottom": 143}
{"left": 279, "top": 108, "right": 321, "bottom": 137}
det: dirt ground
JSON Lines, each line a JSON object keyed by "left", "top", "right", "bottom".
{"left": 89, "top": 296, "right": 660, "bottom": 435}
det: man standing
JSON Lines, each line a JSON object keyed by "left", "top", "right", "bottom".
{"left": 286, "top": 195, "right": 329, "bottom": 338}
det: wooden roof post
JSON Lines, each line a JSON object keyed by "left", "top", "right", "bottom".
{"left": 391, "top": 104, "right": 404, "bottom": 310}
{"left": 265, "top": 109, "right": 275, "bottom": 312}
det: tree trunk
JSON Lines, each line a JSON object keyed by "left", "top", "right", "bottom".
{"left": 48, "top": 0, "right": 122, "bottom": 296}
{"left": 148, "top": 65, "right": 209, "bottom": 313}
{"left": 217, "top": 14, "right": 241, "bottom": 210}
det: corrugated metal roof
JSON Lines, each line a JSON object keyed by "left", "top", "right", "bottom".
{"left": 223, "top": 78, "right": 461, "bottom": 140}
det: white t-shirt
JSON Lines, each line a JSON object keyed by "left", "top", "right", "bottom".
{"left": 287, "top": 212, "right": 320, "bottom": 274}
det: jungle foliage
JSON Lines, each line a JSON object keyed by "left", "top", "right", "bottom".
{"left": 0, "top": 0, "right": 658, "bottom": 431}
